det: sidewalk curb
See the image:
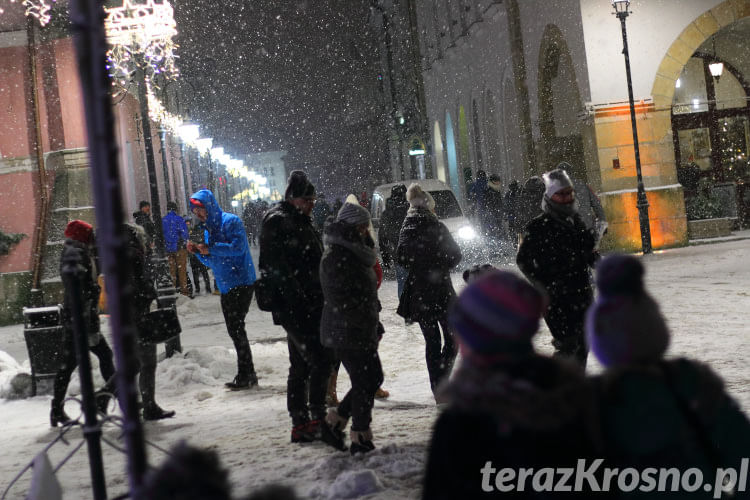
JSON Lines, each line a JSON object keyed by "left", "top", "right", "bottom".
{"left": 687, "top": 234, "right": 750, "bottom": 247}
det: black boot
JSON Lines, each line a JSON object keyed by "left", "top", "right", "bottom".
{"left": 95, "top": 391, "right": 112, "bottom": 415}
{"left": 50, "top": 404, "right": 73, "bottom": 427}
{"left": 315, "top": 420, "right": 348, "bottom": 451}
{"left": 350, "top": 429, "right": 375, "bottom": 455}
{"left": 143, "top": 404, "right": 175, "bottom": 421}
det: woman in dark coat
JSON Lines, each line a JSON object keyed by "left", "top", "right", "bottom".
{"left": 587, "top": 255, "right": 750, "bottom": 499}
{"left": 125, "top": 223, "right": 175, "bottom": 420}
{"left": 424, "top": 271, "right": 603, "bottom": 499}
{"left": 50, "top": 220, "right": 116, "bottom": 426}
{"left": 396, "top": 183, "right": 462, "bottom": 399}
{"left": 320, "top": 202, "right": 384, "bottom": 454}
{"left": 516, "top": 169, "right": 597, "bottom": 367}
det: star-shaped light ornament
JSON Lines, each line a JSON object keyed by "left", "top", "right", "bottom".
{"left": 104, "top": 0, "right": 179, "bottom": 89}
{"left": 0, "top": 0, "right": 56, "bottom": 27}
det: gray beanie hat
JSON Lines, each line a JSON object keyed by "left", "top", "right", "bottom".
{"left": 542, "top": 169, "right": 574, "bottom": 198}
{"left": 406, "top": 183, "right": 436, "bottom": 210}
{"left": 337, "top": 202, "right": 371, "bottom": 226}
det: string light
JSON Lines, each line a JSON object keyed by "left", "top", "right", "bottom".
{"left": 0, "top": 0, "right": 56, "bottom": 27}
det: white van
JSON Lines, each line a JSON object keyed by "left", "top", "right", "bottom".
{"left": 371, "top": 179, "right": 487, "bottom": 264}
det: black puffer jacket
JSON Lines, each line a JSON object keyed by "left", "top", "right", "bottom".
{"left": 60, "top": 238, "right": 100, "bottom": 340}
{"left": 319, "top": 221, "right": 380, "bottom": 350}
{"left": 378, "top": 186, "right": 409, "bottom": 266}
{"left": 516, "top": 206, "right": 597, "bottom": 339}
{"left": 125, "top": 225, "right": 158, "bottom": 339}
{"left": 259, "top": 201, "right": 324, "bottom": 328}
{"left": 396, "top": 207, "right": 462, "bottom": 322}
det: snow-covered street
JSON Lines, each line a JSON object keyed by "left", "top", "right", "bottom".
{"left": 1, "top": 239, "right": 749, "bottom": 499}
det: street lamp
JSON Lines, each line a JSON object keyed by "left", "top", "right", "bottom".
{"left": 611, "top": 0, "right": 652, "bottom": 254}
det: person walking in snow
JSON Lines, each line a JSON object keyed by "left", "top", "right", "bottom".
{"left": 504, "top": 179, "right": 522, "bottom": 241}
{"left": 258, "top": 171, "right": 344, "bottom": 450}
{"left": 466, "top": 169, "right": 488, "bottom": 221}
{"left": 124, "top": 223, "right": 175, "bottom": 420}
{"left": 311, "top": 194, "right": 332, "bottom": 234}
{"left": 423, "top": 270, "right": 603, "bottom": 499}
{"left": 50, "top": 220, "right": 116, "bottom": 427}
{"left": 320, "top": 201, "right": 384, "bottom": 454}
{"left": 587, "top": 255, "right": 750, "bottom": 497}
{"left": 188, "top": 189, "right": 259, "bottom": 390}
{"left": 516, "top": 176, "right": 545, "bottom": 238}
{"left": 162, "top": 201, "right": 191, "bottom": 298}
{"left": 397, "top": 183, "right": 462, "bottom": 400}
{"left": 516, "top": 169, "right": 598, "bottom": 367}
{"left": 481, "top": 174, "right": 508, "bottom": 254}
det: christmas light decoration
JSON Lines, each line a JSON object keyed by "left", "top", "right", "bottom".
{"left": 104, "top": 0, "right": 179, "bottom": 86}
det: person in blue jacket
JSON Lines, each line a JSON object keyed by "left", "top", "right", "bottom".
{"left": 187, "top": 189, "right": 259, "bottom": 390}
{"left": 162, "top": 201, "right": 191, "bottom": 297}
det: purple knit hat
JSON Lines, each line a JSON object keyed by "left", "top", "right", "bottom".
{"left": 449, "top": 271, "right": 547, "bottom": 364}
{"left": 586, "top": 254, "right": 670, "bottom": 367}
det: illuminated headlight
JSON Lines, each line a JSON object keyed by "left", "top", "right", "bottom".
{"left": 458, "top": 226, "right": 477, "bottom": 240}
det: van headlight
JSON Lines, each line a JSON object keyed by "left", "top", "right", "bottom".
{"left": 458, "top": 226, "right": 477, "bottom": 240}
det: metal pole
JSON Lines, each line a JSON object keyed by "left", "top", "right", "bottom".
{"left": 207, "top": 152, "right": 215, "bottom": 192}
{"left": 67, "top": 0, "right": 149, "bottom": 495}
{"left": 618, "top": 12, "right": 652, "bottom": 254}
{"left": 158, "top": 127, "right": 172, "bottom": 202}
{"left": 60, "top": 252, "right": 107, "bottom": 500}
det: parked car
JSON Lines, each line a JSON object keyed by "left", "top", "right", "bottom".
{"left": 371, "top": 179, "right": 488, "bottom": 266}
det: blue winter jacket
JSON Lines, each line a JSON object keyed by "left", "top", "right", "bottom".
{"left": 190, "top": 189, "right": 256, "bottom": 293}
{"left": 162, "top": 211, "right": 189, "bottom": 253}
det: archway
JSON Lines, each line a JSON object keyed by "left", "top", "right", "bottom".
{"left": 537, "top": 24, "right": 585, "bottom": 177}
{"left": 445, "top": 112, "right": 460, "bottom": 196}
{"left": 653, "top": 1, "right": 750, "bottom": 226}
{"left": 433, "top": 120, "right": 447, "bottom": 183}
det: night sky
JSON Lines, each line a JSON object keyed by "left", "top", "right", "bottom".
{"left": 173, "top": 0, "right": 390, "bottom": 191}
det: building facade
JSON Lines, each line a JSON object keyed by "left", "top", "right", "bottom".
{"left": 412, "top": 0, "right": 750, "bottom": 251}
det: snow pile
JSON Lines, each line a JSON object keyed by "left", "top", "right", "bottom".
{"left": 0, "top": 350, "right": 31, "bottom": 399}
{"left": 156, "top": 347, "right": 234, "bottom": 394}
{"left": 324, "top": 469, "right": 384, "bottom": 499}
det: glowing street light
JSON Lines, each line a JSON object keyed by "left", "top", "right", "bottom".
{"left": 178, "top": 122, "right": 200, "bottom": 145}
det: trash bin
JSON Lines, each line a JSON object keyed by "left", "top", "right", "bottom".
{"left": 22, "top": 305, "right": 64, "bottom": 396}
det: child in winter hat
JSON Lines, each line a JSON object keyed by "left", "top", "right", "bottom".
{"left": 406, "top": 183, "right": 436, "bottom": 211}
{"left": 337, "top": 201, "right": 371, "bottom": 226}
{"left": 449, "top": 270, "right": 548, "bottom": 365}
{"left": 585, "top": 254, "right": 670, "bottom": 367}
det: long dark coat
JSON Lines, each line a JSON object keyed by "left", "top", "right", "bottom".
{"left": 396, "top": 207, "right": 462, "bottom": 323}
{"left": 319, "top": 221, "right": 380, "bottom": 350}
{"left": 60, "top": 238, "right": 100, "bottom": 342}
{"left": 516, "top": 210, "right": 596, "bottom": 340}
{"left": 378, "top": 191, "right": 409, "bottom": 266}
{"left": 258, "top": 201, "right": 324, "bottom": 328}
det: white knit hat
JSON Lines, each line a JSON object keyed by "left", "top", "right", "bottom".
{"left": 542, "top": 169, "right": 574, "bottom": 198}
{"left": 406, "top": 183, "right": 436, "bottom": 210}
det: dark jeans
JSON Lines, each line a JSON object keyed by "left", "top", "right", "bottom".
{"left": 220, "top": 285, "right": 257, "bottom": 382}
{"left": 190, "top": 258, "right": 211, "bottom": 293}
{"left": 53, "top": 330, "right": 116, "bottom": 407}
{"left": 545, "top": 296, "right": 591, "bottom": 368}
{"left": 137, "top": 341, "right": 158, "bottom": 409}
{"left": 418, "top": 317, "right": 457, "bottom": 394}
{"left": 284, "top": 322, "right": 334, "bottom": 426}
{"left": 336, "top": 348, "right": 383, "bottom": 432}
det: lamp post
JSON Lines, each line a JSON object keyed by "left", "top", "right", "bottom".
{"left": 612, "top": 0, "right": 652, "bottom": 254}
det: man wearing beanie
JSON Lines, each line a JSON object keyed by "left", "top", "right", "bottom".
{"left": 188, "top": 189, "right": 259, "bottom": 390}
{"left": 587, "top": 255, "right": 750, "bottom": 496}
{"left": 397, "top": 182, "right": 462, "bottom": 400}
{"left": 258, "top": 170, "right": 343, "bottom": 450}
{"left": 516, "top": 168, "right": 598, "bottom": 367}
{"left": 51, "top": 220, "right": 116, "bottom": 426}
{"left": 423, "top": 270, "right": 602, "bottom": 499}
{"left": 320, "top": 201, "right": 384, "bottom": 454}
